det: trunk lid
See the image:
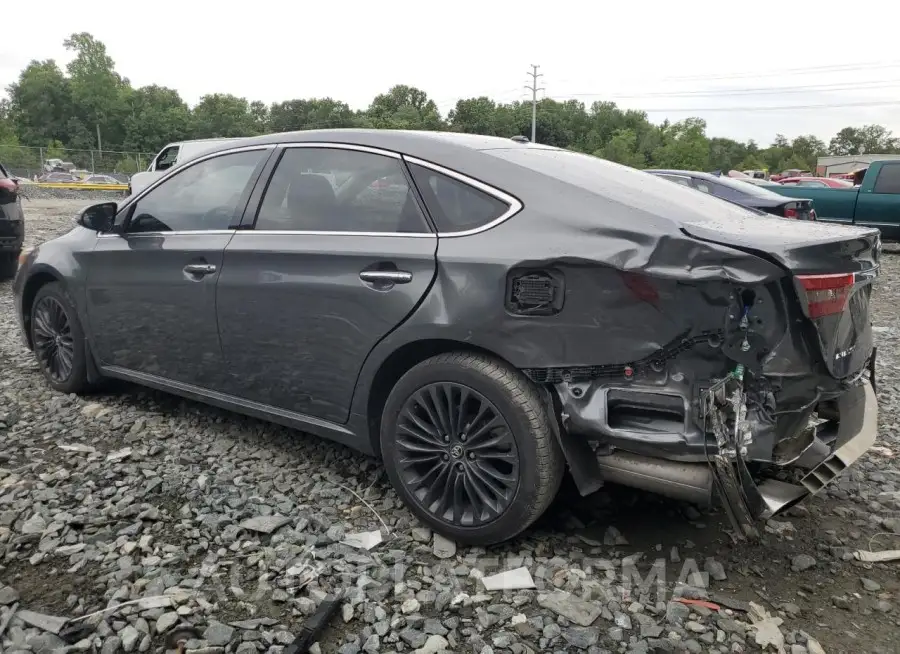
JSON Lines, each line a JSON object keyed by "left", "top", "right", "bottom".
{"left": 682, "top": 214, "right": 880, "bottom": 379}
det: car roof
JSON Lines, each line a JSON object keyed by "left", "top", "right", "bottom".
{"left": 201, "top": 129, "right": 539, "bottom": 158}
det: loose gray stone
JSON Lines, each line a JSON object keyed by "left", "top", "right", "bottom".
{"left": 537, "top": 591, "right": 601, "bottom": 627}
{"left": 121, "top": 625, "right": 141, "bottom": 652}
{"left": 204, "top": 621, "right": 235, "bottom": 647}
{"left": 156, "top": 611, "right": 180, "bottom": 634}
{"left": 791, "top": 554, "right": 817, "bottom": 572}
{"left": 0, "top": 586, "right": 19, "bottom": 605}
{"left": 561, "top": 626, "right": 600, "bottom": 649}
{"left": 432, "top": 533, "right": 456, "bottom": 559}
{"left": 238, "top": 516, "right": 291, "bottom": 534}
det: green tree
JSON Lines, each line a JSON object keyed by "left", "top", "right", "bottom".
{"left": 829, "top": 125, "right": 899, "bottom": 155}
{"left": 708, "top": 137, "right": 748, "bottom": 172}
{"left": 790, "top": 135, "right": 827, "bottom": 171}
{"left": 448, "top": 97, "right": 498, "bottom": 135}
{"left": 6, "top": 60, "right": 72, "bottom": 146}
{"left": 63, "top": 32, "right": 128, "bottom": 151}
{"left": 268, "top": 98, "right": 354, "bottom": 133}
{"left": 656, "top": 118, "right": 710, "bottom": 170}
{"left": 192, "top": 94, "right": 258, "bottom": 138}
{"left": 597, "top": 129, "right": 644, "bottom": 168}
{"left": 122, "top": 85, "right": 193, "bottom": 152}
{"left": 368, "top": 85, "right": 443, "bottom": 130}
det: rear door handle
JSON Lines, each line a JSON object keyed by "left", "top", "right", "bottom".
{"left": 184, "top": 263, "right": 217, "bottom": 276}
{"left": 359, "top": 270, "right": 413, "bottom": 284}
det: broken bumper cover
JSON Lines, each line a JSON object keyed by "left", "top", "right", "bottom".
{"left": 754, "top": 381, "right": 878, "bottom": 518}
{"left": 708, "top": 380, "right": 877, "bottom": 537}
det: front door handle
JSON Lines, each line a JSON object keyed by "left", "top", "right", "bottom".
{"left": 183, "top": 263, "right": 217, "bottom": 276}
{"left": 359, "top": 270, "right": 413, "bottom": 284}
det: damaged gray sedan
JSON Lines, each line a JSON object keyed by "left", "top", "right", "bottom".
{"left": 13, "top": 130, "right": 879, "bottom": 544}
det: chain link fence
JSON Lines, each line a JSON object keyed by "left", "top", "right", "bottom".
{"left": 0, "top": 145, "right": 155, "bottom": 182}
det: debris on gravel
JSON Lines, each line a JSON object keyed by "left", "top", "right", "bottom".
{"left": 2, "top": 199, "right": 900, "bottom": 653}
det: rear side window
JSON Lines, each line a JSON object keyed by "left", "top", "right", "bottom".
{"left": 873, "top": 164, "right": 900, "bottom": 194}
{"left": 408, "top": 163, "right": 509, "bottom": 233}
{"left": 255, "top": 147, "right": 430, "bottom": 233}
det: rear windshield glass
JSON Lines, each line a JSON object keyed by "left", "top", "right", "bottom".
{"left": 707, "top": 175, "right": 788, "bottom": 200}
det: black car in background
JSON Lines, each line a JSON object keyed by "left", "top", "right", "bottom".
{"left": 647, "top": 169, "right": 817, "bottom": 220}
{"left": 12, "top": 131, "right": 879, "bottom": 544}
{"left": 0, "top": 161, "right": 24, "bottom": 280}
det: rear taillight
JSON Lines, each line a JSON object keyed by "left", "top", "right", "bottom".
{"left": 783, "top": 204, "right": 798, "bottom": 219}
{"left": 809, "top": 208, "right": 817, "bottom": 221}
{"left": 0, "top": 178, "right": 17, "bottom": 194}
{"left": 796, "top": 273, "right": 854, "bottom": 318}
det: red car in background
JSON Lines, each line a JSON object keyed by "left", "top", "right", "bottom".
{"left": 779, "top": 176, "right": 854, "bottom": 188}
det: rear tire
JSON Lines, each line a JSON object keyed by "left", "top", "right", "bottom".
{"left": 30, "top": 282, "right": 93, "bottom": 394}
{"left": 381, "top": 352, "right": 565, "bottom": 545}
{"left": 0, "top": 253, "right": 17, "bottom": 281}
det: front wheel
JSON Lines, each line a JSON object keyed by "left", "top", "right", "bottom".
{"left": 30, "top": 282, "right": 93, "bottom": 394}
{"left": 381, "top": 352, "right": 565, "bottom": 546}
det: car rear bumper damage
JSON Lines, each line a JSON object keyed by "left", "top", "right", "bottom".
{"left": 550, "top": 367, "right": 878, "bottom": 539}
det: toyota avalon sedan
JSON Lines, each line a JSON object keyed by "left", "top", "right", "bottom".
{"left": 13, "top": 130, "right": 879, "bottom": 544}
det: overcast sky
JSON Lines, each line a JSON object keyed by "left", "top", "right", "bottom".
{"left": 2, "top": 0, "right": 898, "bottom": 146}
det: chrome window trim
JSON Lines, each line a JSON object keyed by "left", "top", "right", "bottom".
{"left": 118, "top": 144, "right": 277, "bottom": 211}
{"left": 402, "top": 156, "right": 523, "bottom": 237}
{"left": 234, "top": 230, "right": 436, "bottom": 238}
{"left": 97, "top": 230, "right": 236, "bottom": 239}
{"left": 280, "top": 142, "right": 402, "bottom": 159}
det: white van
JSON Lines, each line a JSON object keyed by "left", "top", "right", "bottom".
{"left": 128, "top": 137, "right": 246, "bottom": 196}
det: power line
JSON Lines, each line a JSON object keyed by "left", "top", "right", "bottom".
{"left": 628, "top": 60, "right": 900, "bottom": 83}
{"left": 557, "top": 79, "right": 900, "bottom": 99}
{"left": 627, "top": 100, "right": 900, "bottom": 113}
{"left": 525, "top": 65, "right": 545, "bottom": 143}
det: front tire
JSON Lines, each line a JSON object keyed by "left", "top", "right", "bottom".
{"left": 381, "top": 352, "right": 564, "bottom": 546}
{"left": 0, "top": 253, "right": 17, "bottom": 281}
{"left": 30, "top": 282, "right": 92, "bottom": 394}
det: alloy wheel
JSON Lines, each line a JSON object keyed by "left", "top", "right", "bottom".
{"left": 32, "top": 296, "right": 75, "bottom": 383}
{"left": 395, "top": 382, "right": 520, "bottom": 526}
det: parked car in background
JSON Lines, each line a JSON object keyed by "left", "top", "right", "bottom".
{"left": 81, "top": 175, "right": 122, "bottom": 185}
{"left": 14, "top": 130, "right": 879, "bottom": 544}
{"left": 128, "top": 137, "right": 246, "bottom": 196}
{"left": 38, "top": 172, "right": 80, "bottom": 183}
{"left": 0, "top": 161, "right": 24, "bottom": 280}
{"left": 779, "top": 176, "right": 853, "bottom": 188}
{"left": 647, "top": 169, "right": 816, "bottom": 219}
{"left": 737, "top": 178, "right": 784, "bottom": 188}
{"left": 772, "top": 160, "right": 900, "bottom": 238}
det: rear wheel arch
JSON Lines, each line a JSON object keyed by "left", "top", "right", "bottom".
{"left": 21, "top": 270, "right": 64, "bottom": 348}
{"left": 365, "top": 339, "right": 515, "bottom": 457}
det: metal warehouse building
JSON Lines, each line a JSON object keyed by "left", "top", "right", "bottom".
{"left": 816, "top": 154, "right": 900, "bottom": 176}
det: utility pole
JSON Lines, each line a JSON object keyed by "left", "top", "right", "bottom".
{"left": 525, "top": 64, "right": 544, "bottom": 143}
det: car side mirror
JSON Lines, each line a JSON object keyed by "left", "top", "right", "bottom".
{"left": 77, "top": 202, "right": 117, "bottom": 232}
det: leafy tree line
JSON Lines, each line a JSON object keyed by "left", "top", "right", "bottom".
{"left": 2, "top": 33, "right": 900, "bottom": 175}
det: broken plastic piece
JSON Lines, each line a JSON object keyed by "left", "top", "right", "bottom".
{"left": 853, "top": 549, "right": 900, "bottom": 563}
{"left": 674, "top": 598, "right": 721, "bottom": 611}
{"left": 341, "top": 530, "right": 383, "bottom": 550}
{"left": 481, "top": 567, "right": 536, "bottom": 591}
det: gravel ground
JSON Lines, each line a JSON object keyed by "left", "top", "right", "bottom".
{"left": 1, "top": 199, "right": 899, "bottom": 654}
